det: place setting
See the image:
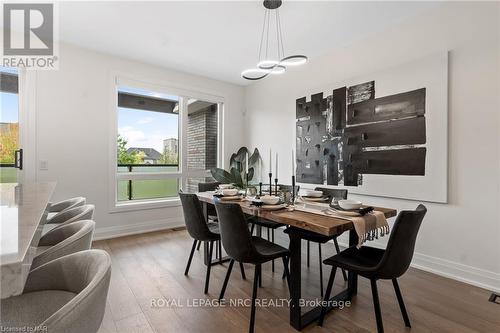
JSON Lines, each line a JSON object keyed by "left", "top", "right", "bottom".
{"left": 213, "top": 184, "right": 243, "bottom": 201}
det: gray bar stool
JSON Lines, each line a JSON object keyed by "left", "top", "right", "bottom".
{"left": 32, "top": 220, "right": 95, "bottom": 270}
{"left": 1, "top": 250, "right": 111, "bottom": 333}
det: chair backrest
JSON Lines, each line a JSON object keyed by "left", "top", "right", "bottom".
{"left": 315, "top": 187, "right": 347, "bottom": 199}
{"left": 49, "top": 197, "right": 86, "bottom": 213}
{"left": 46, "top": 204, "right": 95, "bottom": 226}
{"left": 198, "top": 182, "right": 220, "bottom": 192}
{"left": 32, "top": 220, "right": 95, "bottom": 270}
{"left": 179, "top": 192, "right": 216, "bottom": 241}
{"left": 376, "top": 204, "right": 427, "bottom": 279}
{"left": 24, "top": 250, "right": 111, "bottom": 333}
{"left": 215, "top": 201, "right": 256, "bottom": 263}
{"left": 279, "top": 184, "right": 300, "bottom": 194}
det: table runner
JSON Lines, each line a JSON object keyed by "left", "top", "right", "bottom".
{"left": 293, "top": 203, "right": 390, "bottom": 247}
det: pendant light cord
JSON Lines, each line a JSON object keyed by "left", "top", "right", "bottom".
{"left": 258, "top": 9, "right": 268, "bottom": 62}
{"left": 277, "top": 8, "right": 285, "bottom": 59}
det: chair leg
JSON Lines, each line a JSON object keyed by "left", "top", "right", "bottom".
{"left": 196, "top": 240, "right": 201, "bottom": 251}
{"left": 218, "top": 240, "right": 222, "bottom": 263}
{"left": 282, "top": 256, "right": 291, "bottom": 293}
{"left": 219, "top": 259, "right": 234, "bottom": 301}
{"left": 318, "top": 243, "right": 323, "bottom": 297}
{"left": 307, "top": 240, "right": 310, "bottom": 267}
{"left": 215, "top": 241, "right": 219, "bottom": 259}
{"left": 392, "top": 279, "right": 411, "bottom": 328}
{"left": 184, "top": 240, "right": 197, "bottom": 276}
{"left": 250, "top": 223, "right": 255, "bottom": 235}
{"left": 318, "top": 267, "right": 337, "bottom": 326}
{"left": 240, "top": 262, "right": 246, "bottom": 280}
{"left": 249, "top": 265, "right": 260, "bottom": 333}
{"left": 204, "top": 241, "right": 214, "bottom": 294}
{"left": 333, "top": 238, "right": 348, "bottom": 281}
{"left": 271, "top": 229, "right": 275, "bottom": 272}
{"left": 370, "top": 279, "right": 384, "bottom": 333}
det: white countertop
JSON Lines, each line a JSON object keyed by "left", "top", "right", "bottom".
{"left": 0, "top": 182, "right": 55, "bottom": 298}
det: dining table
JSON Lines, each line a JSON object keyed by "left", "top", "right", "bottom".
{"left": 196, "top": 191, "right": 397, "bottom": 331}
{"left": 0, "top": 182, "right": 55, "bottom": 299}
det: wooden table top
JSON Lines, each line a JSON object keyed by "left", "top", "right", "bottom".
{"left": 196, "top": 192, "right": 397, "bottom": 237}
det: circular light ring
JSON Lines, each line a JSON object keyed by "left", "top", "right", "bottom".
{"left": 257, "top": 59, "right": 280, "bottom": 70}
{"left": 270, "top": 65, "right": 286, "bottom": 75}
{"left": 280, "top": 55, "right": 308, "bottom": 66}
{"left": 241, "top": 68, "right": 271, "bottom": 80}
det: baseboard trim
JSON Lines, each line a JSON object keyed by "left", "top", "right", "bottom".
{"left": 94, "top": 217, "right": 185, "bottom": 241}
{"left": 337, "top": 240, "right": 500, "bottom": 293}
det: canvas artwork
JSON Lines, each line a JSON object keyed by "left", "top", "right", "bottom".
{"left": 295, "top": 52, "right": 448, "bottom": 203}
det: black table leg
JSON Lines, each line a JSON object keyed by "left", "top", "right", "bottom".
{"left": 348, "top": 229, "right": 359, "bottom": 297}
{"left": 288, "top": 228, "right": 302, "bottom": 329}
{"left": 288, "top": 227, "right": 358, "bottom": 331}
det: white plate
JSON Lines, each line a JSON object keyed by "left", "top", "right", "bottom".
{"left": 259, "top": 203, "right": 286, "bottom": 211}
{"left": 300, "top": 190, "right": 323, "bottom": 198}
{"left": 219, "top": 195, "right": 241, "bottom": 201}
{"left": 329, "top": 208, "right": 361, "bottom": 217}
{"left": 300, "top": 196, "right": 329, "bottom": 202}
{"left": 338, "top": 199, "right": 362, "bottom": 210}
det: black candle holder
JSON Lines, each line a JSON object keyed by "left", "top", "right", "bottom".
{"left": 259, "top": 182, "right": 262, "bottom": 197}
{"left": 291, "top": 175, "right": 296, "bottom": 204}
{"left": 268, "top": 173, "right": 272, "bottom": 196}
{"left": 245, "top": 173, "right": 249, "bottom": 197}
{"left": 274, "top": 178, "right": 278, "bottom": 196}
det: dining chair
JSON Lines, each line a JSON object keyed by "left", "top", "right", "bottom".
{"left": 0, "top": 250, "right": 111, "bottom": 333}
{"left": 196, "top": 182, "right": 221, "bottom": 256}
{"left": 318, "top": 204, "right": 427, "bottom": 333}
{"left": 48, "top": 196, "right": 86, "bottom": 213}
{"left": 180, "top": 192, "right": 245, "bottom": 294}
{"left": 248, "top": 184, "right": 299, "bottom": 272}
{"left": 32, "top": 220, "right": 95, "bottom": 270}
{"left": 43, "top": 204, "right": 95, "bottom": 234}
{"left": 284, "top": 187, "right": 348, "bottom": 297}
{"left": 215, "top": 201, "right": 291, "bottom": 333}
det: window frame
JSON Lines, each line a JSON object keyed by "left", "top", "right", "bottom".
{"left": 108, "top": 75, "right": 224, "bottom": 213}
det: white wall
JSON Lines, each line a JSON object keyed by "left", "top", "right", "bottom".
{"left": 33, "top": 43, "right": 245, "bottom": 239}
{"left": 244, "top": 2, "right": 500, "bottom": 291}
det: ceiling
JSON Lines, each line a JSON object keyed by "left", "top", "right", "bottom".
{"left": 59, "top": 1, "right": 438, "bottom": 85}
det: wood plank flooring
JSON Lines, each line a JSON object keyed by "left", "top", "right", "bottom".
{"left": 93, "top": 228, "right": 500, "bottom": 333}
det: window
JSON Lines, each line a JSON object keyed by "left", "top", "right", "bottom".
{"left": 113, "top": 80, "right": 222, "bottom": 207}
{"left": 0, "top": 67, "right": 19, "bottom": 183}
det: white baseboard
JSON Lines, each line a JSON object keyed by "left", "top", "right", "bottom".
{"left": 338, "top": 240, "right": 500, "bottom": 293}
{"left": 93, "top": 217, "right": 185, "bottom": 241}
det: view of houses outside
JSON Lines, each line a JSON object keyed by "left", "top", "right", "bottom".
{"left": 116, "top": 87, "right": 219, "bottom": 200}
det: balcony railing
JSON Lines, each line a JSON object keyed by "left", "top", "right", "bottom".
{"left": 117, "top": 163, "right": 179, "bottom": 201}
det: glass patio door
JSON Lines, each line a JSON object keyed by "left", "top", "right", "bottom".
{"left": 0, "top": 67, "right": 22, "bottom": 183}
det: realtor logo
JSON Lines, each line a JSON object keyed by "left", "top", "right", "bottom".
{"left": 2, "top": 3, "right": 58, "bottom": 69}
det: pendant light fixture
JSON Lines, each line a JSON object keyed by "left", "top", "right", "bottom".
{"left": 241, "top": 0, "right": 308, "bottom": 81}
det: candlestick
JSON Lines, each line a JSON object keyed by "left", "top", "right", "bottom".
{"left": 291, "top": 149, "right": 295, "bottom": 177}
{"left": 269, "top": 173, "right": 272, "bottom": 196}
{"left": 245, "top": 152, "right": 249, "bottom": 174}
{"left": 291, "top": 175, "right": 296, "bottom": 204}
{"left": 259, "top": 182, "right": 262, "bottom": 197}
{"left": 275, "top": 152, "right": 279, "bottom": 179}
{"left": 259, "top": 158, "right": 263, "bottom": 182}
{"left": 274, "top": 178, "right": 278, "bottom": 197}
{"left": 269, "top": 149, "right": 272, "bottom": 173}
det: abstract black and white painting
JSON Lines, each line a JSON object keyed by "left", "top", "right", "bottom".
{"left": 296, "top": 52, "right": 448, "bottom": 203}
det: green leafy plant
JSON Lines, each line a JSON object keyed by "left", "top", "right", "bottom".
{"left": 210, "top": 147, "right": 261, "bottom": 188}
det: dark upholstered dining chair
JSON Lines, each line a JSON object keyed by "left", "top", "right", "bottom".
{"left": 180, "top": 192, "right": 220, "bottom": 294}
{"left": 318, "top": 204, "right": 427, "bottom": 333}
{"left": 180, "top": 192, "right": 245, "bottom": 294}
{"left": 247, "top": 184, "right": 299, "bottom": 272}
{"left": 197, "top": 182, "right": 221, "bottom": 256}
{"left": 215, "top": 201, "right": 291, "bottom": 333}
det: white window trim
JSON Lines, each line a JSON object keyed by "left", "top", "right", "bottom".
{"left": 108, "top": 74, "right": 225, "bottom": 213}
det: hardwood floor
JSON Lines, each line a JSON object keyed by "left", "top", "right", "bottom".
{"left": 93, "top": 228, "right": 499, "bottom": 333}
